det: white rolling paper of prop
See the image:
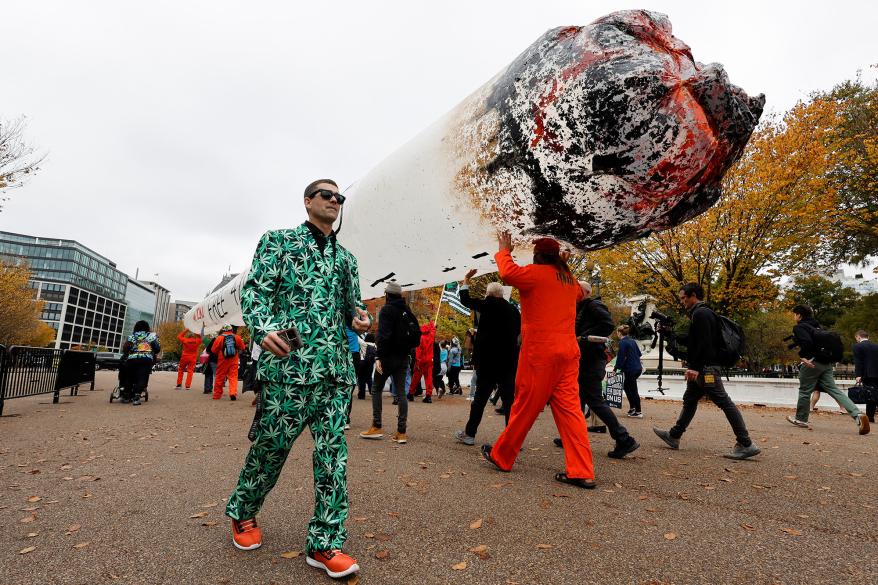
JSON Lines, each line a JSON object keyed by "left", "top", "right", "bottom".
{"left": 183, "top": 270, "right": 248, "bottom": 335}
{"left": 341, "top": 9, "right": 763, "bottom": 299}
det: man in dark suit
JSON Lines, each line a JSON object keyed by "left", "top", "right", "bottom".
{"left": 853, "top": 330, "right": 878, "bottom": 423}
{"left": 454, "top": 270, "right": 521, "bottom": 445}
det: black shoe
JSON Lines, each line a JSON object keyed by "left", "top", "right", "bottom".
{"left": 132, "top": 398, "right": 142, "bottom": 406}
{"left": 392, "top": 398, "right": 399, "bottom": 405}
{"left": 230, "top": 395, "right": 236, "bottom": 401}
{"left": 357, "top": 394, "right": 365, "bottom": 400}
{"left": 553, "top": 437, "right": 563, "bottom": 448}
{"left": 653, "top": 427, "right": 680, "bottom": 450}
{"left": 495, "top": 408, "right": 508, "bottom": 415}
{"left": 120, "top": 397, "right": 131, "bottom": 404}
{"left": 406, "top": 394, "right": 414, "bottom": 402}
{"left": 422, "top": 396, "right": 432, "bottom": 403}
{"left": 203, "top": 390, "right": 211, "bottom": 394}
{"left": 608, "top": 438, "right": 640, "bottom": 459}
{"left": 481, "top": 444, "right": 508, "bottom": 472}
{"left": 588, "top": 425, "right": 607, "bottom": 434}
{"left": 554, "top": 472, "right": 596, "bottom": 490}
{"left": 175, "top": 384, "right": 182, "bottom": 389}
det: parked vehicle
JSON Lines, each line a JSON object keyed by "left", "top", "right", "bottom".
{"left": 95, "top": 352, "right": 123, "bottom": 370}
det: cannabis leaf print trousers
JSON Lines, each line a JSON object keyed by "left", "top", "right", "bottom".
{"left": 226, "top": 380, "right": 349, "bottom": 553}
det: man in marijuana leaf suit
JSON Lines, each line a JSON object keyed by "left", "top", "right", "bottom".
{"left": 225, "top": 178, "right": 371, "bottom": 580}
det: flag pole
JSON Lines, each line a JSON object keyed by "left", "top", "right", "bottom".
{"left": 433, "top": 286, "right": 444, "bottom": 324}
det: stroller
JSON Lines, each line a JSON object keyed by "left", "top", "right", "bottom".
{"left": 110, "top": 359, "right": 149, "bottom": 403}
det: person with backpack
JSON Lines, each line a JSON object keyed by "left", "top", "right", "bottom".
{"left": 653, "top": 283, "right": 760, "bottom": 460}
{"left": 121, "top": 320, "right": 160, "bottom": 405}
{"left": 211, "top": 324, "right": 245, "bottom": 400}
{"left": 786, "top": 305, "right": 869, "bottom": 434}
{"left": 360, "top": 282, "right": 419, "bottom": 443}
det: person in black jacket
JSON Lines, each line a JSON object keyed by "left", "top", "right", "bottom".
{"left": 202, "top": 335, "right": 219, "bottom": 394}
{"left": 786, "top": 305, "right": 869, "bottom": 434}
{"left": 653, "top": 283, "right": 760, "bottom": 459}
{"left": 360, "top": 282, "right": 413, "bottom": 443}
{"left": 554, "top": 281, "right": 639, "bottom": 459}
{"left": 453, "top": 270, "right": 521, "bottom": 445}
{"left": 853, "top": 330, "right": 878, "bottom": 423}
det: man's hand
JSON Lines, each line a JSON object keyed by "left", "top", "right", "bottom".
{"left": 261, "top": 331, "right": 291, "bottom": 358}
{"left": 352, "top": 308, "right": 371, "bottom": 333}
{"left": 801, "top": 358, "right": 816, "bottom": 369}
{"left": 464, "top": 268, "right": 477, "bottom": 284}
{"left": 856, "top": 376, "right": 862, "bottom": 385}
{"left": 498, "top": 231, "right": 513, "bottom": 252}
{"left": 684, "top": 369, "right": 699, "bottom": 382}
{"left": 375, "top": 359, "right": 383, "bottom": 375}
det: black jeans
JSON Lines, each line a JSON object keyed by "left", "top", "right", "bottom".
{"left": 464, "top": 363, "right": 515, "bottom": 438}
{"left": 622, "top": 369, "right": 642, "bottom": 412}
{"left": 579, "top": 359, "right": 631, "bottom": 444}
{"left": 448, "top": 365, "right": 462, "bottom": 390}
{"left": 357, "top": 360, "right": 373, "bottom": 398}
{"left": 124, "top": 359, "right": 152, "bottom": 400}
{"left": 864, "top": 377, "right": 878, "bottom": 422}
{"left": 372, "top": 358, "right": 409, "bottom": 433}
{"left": 670, "top": 367, "right": 752, "bottom": 446}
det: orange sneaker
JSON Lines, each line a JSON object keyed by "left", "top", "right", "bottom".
{"left": 359, "top": 426, "right": 384, "bottom": 440}
{"left": 231, "top": 518, "right": 262, "bottom": 550}
{"left": 306, "top": 549, "right": 360, "bottom": 578}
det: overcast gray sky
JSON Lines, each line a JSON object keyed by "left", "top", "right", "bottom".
{"left": 2, "top": 0, "right": 876, "bottom": 301}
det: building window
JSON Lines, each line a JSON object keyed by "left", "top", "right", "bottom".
{"left": 62, "top": 324, "right": 72, "bottom": 342}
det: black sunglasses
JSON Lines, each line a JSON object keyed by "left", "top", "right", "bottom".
{"left": 307, "top": 189, "right": 346, "bottom": 204}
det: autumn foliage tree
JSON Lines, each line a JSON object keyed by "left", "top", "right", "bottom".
{"left": 589, "top": 93, "right": 847, "bottom": 319}
{"left": 0, "top": 260, "right": 56, "bottom": 347}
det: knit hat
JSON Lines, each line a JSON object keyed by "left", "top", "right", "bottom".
{"left": 385, "top": 282, "right": 402, "bottom": 295}
{"left": 533, "top": 237, "right": 561, "bottom": 255}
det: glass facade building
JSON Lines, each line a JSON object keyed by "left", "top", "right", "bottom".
{"left": 122, "top": 279, "right": 156, "bottom": 341}
{"left": 0, "top": 230, "right": 129, "bottom": 351}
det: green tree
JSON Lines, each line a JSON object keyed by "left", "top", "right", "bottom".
{"left": 834, "top": 293, "right": 878, "bottom": 357}
{"left": 741, "top": 310, "right": 798, "bottom": 371}
{"left": 786, "top": 275, "right": 859, "bottom": 327}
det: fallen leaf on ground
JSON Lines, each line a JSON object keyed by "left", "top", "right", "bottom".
{"left": 663, "top": 533, "right": 677, "bottom": 540}
{"left": 439, "top": 474, "right": 451, "bottom": 479}
{"left": 553, "top": 493, "right": 571, "bottom": 498}
{"left": 27, "top": 496, "right": 42, "bottom": 503}
{"left": 60, "top": 464, "right": 72, "bottom": 470}
{"left": 781, "top": 528, "right": 803, "bottom": 536}
{"left": 536, "top": 543, "right": 553, "bottom": 549}
{"left": 783, "top": 475, "right": 798, "bottom": 480}
{"left": 386, "top": 512, "right": 400, "bottom": 518}
{"left": 364, "top": 533, "right": 375, "bottom": 539}
{"left": 66, "top": 524, "right": 81, "bottom": 534}
{"left": 200, "top": 502, "right": 218, "bottom": 508}
{"left": 81, "top": 493, "right": 92, "bottom": 499}
{"left": 20, "top": 515, "right": 35, "bottom": 524}
{"left": 353, "top": 516, "right": 368, "bottom": 522}
{"left": 72, "top": 542, "right": 89, "bottom": 549}
{"left": 21, "top": 506, "right": 39, "bottom": 512}
{"left": 451, "top": 561, "right": 467, "bottom": 570}
{"left": 469, "top": 518, "right": 482, "bottom": 530}
{"left": 201, "top": 521, "right": 219, "bottom": 527}
{"left": 189, "top": 512, "right": 209, "bottom": 519}
{"left": 469, "top": 544, "right": 490, "bottom": 559}
{"left": 849, "top": 472, "right": 864, "bottom": 477}
{"left": 280, "top": 550, "right": 301, "bottom": 559}
{"left": 19, "top": 546, "right": 37, "bottom": 554}
{"left": 375, "top": 550, "right": 389, "bottom": 560}
{"left": 740, "top": 523, "right": 755, "bottom": 531}
{"left": 347, "top": 575, "right": 361, "bottom": 585}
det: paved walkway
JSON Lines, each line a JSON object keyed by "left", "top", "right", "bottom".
{"left": 1, "top": 371, "right": 875, "bottom": 584}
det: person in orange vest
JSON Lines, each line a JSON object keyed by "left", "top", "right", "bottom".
{"left": 211, "top": 324, "right": 245, "bottom": 400}
{"left": 407, "top": 321, "right": 436, "bottom": 403}
{"left": 175, "top": 330, "right": 202, "bottom": 389}
{"left": 481, "top": 232, "right": 596, "bottom": 489}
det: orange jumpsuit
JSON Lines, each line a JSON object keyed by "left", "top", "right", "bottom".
{"left": 176, "top": 331, "right": 202, "bottom": 388}
{"left": 211, "top": 333, "right": 245, "bottom": 399}
{"left": 489, "top": 249, "right": 594, "bottom": 480}
{"left": 408, "top": 321, "right": 436, "bottom": 397}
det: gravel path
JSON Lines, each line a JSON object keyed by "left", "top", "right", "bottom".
{"left": 1, "top": 371, "right": 874, "bottom": 585}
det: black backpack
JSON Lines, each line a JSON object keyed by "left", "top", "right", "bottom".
{"left": 806, "top": 325, "right": 844, "bottom": 363}
{"left": 222, "top": 334, "right": 238, "bottom": 358}
{"left": 397, "top": 307, "right": 422, "bottom": 351}
{"left": 705, "top": 307, "right": 745, "bottom": 368}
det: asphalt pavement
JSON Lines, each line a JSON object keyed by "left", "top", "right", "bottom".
{"left": 1, "top": 371, "right": 875, "bottom": 585}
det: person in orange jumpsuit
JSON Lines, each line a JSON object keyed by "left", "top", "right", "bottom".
{"left": 211, "top": 324, "right": 245, "bottom": 401}
{"left": 481, "top": 233, "right": 596, "bottom": 489}
{"left": 176, "top": 330, "right": 202, "bottom": 389}
{"left": 407, "top": 321, "right": 436, "bottom": 403}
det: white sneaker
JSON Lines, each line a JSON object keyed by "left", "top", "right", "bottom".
{"left": 627, "top": 411, "right": 644, "bottom": 418}
{"left": 786, "top": 415, "right": 810, "bottom": 428}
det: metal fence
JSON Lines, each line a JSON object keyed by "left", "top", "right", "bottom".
{"left": 0, "top": 346, "right": 96, "bottom": 416}
{"left": 643, "top": 367, "right": 857, "bottom": 381}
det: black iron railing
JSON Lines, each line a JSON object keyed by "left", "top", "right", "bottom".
{"left": 0, "top": 346, "right": 96, "bottom": 416}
